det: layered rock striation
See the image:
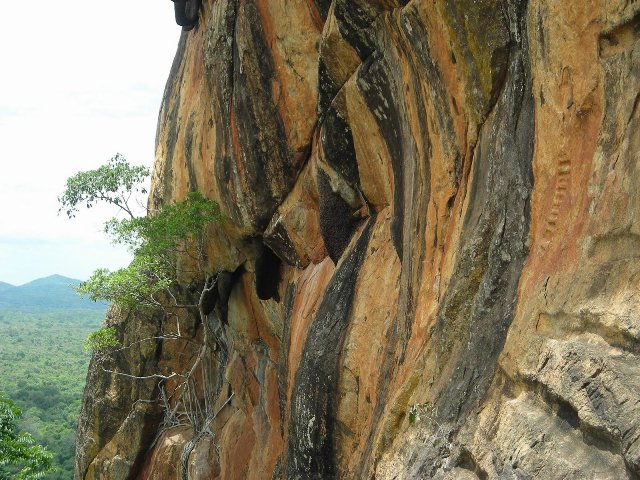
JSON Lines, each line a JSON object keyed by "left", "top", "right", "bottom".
{"left": 76, "top": 1, "right": 640, "bottom": 478}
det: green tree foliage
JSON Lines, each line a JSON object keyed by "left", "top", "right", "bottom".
{"left": 77, "top": 191, "right": 221, "bottom": 309}
{"left": 59, "top": 156, "right": 221, "bottom": 310}
{"left": 75, "top": 258, "right": 172, "bottom": 309}
{"left": 83, "top": 327, "right": 120, "bottom": 353}
{"left": 0, "top": 392, "right": 53, "bottom": 480}
{"left": 58, "top": 153, "right": 149, "bottom": 219}
{"left": 106, "top": 191, "right": 222, "bottom": 256}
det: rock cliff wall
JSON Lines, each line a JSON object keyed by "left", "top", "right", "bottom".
{"left": 76, "top": 1, "right": 640, "bottom": 478}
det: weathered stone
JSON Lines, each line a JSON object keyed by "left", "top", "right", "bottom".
{"left": 76, "top": 1, "right": 640, "bottom": 479}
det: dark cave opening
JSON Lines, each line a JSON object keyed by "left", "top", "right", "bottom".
{"left": 255, "top": 242, "right": 282, "bottom": 302}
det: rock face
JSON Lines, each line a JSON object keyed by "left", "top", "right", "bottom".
{"left": 76, "top": 1, "right": 640, "bottom": 478}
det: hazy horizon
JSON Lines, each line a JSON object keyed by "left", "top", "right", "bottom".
{"left": 0, "top": 273, "right": 86, "bottom": 287}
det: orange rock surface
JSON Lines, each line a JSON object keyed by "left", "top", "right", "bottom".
{"left": 76, "top": 1, "right": 640, "bottom": 478}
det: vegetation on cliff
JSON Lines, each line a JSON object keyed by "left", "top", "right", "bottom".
{"left": 62, "top": 155, "right": 232, "bottom": 474}
{"left": 60, "top": 155, "right": 221, "bottom": 310}
{"left": 83, "top": 326, "right": 120, "bottom": 353}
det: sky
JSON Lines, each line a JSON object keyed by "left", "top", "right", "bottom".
{"left": 0, "top": 1, "right": 180, "bottom": 285}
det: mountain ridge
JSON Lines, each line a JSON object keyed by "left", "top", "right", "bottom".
{"left": 0, "top": 275, "right": 106, "bottom": 311}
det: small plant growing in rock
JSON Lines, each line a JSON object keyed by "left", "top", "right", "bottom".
{"left": 407, "top": 401, "right": 454, "bottom": 455}
{"left": 83, "top": 327, "right": 121, "bottom": 353}
{"left": 408, "top": 404, "right": 419, "bottom": 425}
{"left": 408, "top": 401, "right": 438, "bottom": 425}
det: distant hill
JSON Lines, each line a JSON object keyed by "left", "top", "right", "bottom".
{"left": 0, "top": 275, "right": 107, "bottom": 311}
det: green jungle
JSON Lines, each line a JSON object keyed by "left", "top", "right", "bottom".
{"left": 0, "top": 276, "right": 106, "bottom": 479}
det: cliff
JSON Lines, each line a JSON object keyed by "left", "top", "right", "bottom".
{"left": 75, "top": 1, "right": 640, "bottom": 478}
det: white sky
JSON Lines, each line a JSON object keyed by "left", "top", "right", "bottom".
{"left": 0, "top": 1, "right": 180, "bottom": 285}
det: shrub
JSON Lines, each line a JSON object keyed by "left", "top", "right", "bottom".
{"left": 83, "top": 327, "right": 120, "bottom": 353}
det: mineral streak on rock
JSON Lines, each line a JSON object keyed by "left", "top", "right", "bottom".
{"left": 76, "top": 1, "right": 640, "bottom": 479}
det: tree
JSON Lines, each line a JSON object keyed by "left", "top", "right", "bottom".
{"left": 58, "top": 153, "right": 149, "bottom": 220}
{"left": 0, "top": 392, "right": 53, "bottom": 480}
{"left": 75, "top": 190, "right": 221, "bottom": 309}
{"left": 59, "top": 155, "right": 221, "bottom": 309}
{"left": 60, "top": 155, "right": 230, "bottom": 475}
